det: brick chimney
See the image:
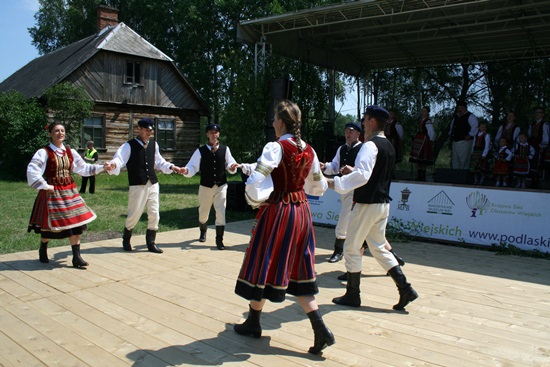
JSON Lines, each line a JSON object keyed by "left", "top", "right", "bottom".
{"left": 97, "top": 5, "right": 119, "bottom": 32}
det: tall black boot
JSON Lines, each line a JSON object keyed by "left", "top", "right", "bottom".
{"left": 233, "top": 305, "right": 262, "bottom": 338}
{"left": 199, "top": 222, "right": 207, "bottom": 242}
{"left": 146, "top": 229, "right": 163, "bottom": 253}
{"left": 390, "top": 249, "right": 405, "bottom": 266}
{"left": 71, "top": 244, "right": 88, "bottom": 268}
{"left": 328, "top": 238, "right": 345, "bottom": 263}
{"left": 39, "top": 241, "right": 49, "bottom": 263}
{"left": 332, "top": 272, "right": 361, "bottom": 307}
{"left": 122, "top": 227, "right": 133, "bottom": 251}
{"left": 388, "top": 266, "right": 418, "bottom": 310}
{"left": 216, "top": 225, "right": 225, "bottom": 250}
{"left": 307, "top": 309, "right": 335, "bottom": 354}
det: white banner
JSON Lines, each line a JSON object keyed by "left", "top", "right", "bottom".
{"left": 308, "top": 183, "right": 550, "bottom": 253}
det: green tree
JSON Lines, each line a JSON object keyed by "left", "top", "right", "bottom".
{"left": 0, "top": 92, "right": 49, "bottom": 178}
{"left": 42, "top": 82, "right": 94, "bottom": 148}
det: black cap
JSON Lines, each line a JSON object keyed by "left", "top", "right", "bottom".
{"left": 137, "top": 118, "right": 154, "bottom": 130}
{"left": 206, "top": 123, "right": 221, "bottom": 132}
{"left": 364, "top": 105, "right": 390, "bottom": 120}
{"left": 345, "top": 121, "right": 362, "bottom": 132}
{"left": 457, "top": 100, "right": 467, "bottom": 107}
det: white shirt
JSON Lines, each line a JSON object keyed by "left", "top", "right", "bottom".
{"left": 241, "top": 134, "right": 327, "bottom": 206}
{"left": 323, "top": 141, "right": 362, "bottom": 176}
{"left": 183, "top": 144, "right": 238, "bottom": 178}
{"left": 527, "top": 120, "right": 550, "bottom": 149}
{"left": 333, "top": 132, "right": 386, "bottom": 195}
{"left": 108, "top": 138, "right": 173, "bottom": 176}
{"left": 494, "top": 124, "right": 520, "bottom": 146}
{"left": 449, "top": 112, "right": 479, "bottom": 138}
{"left": 27, "top": 143, "right": 104, "bottom": 191}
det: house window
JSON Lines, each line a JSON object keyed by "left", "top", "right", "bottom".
{"left": 156, "top": 119, "right": 175, "bottom": 150}
{"left": 82, "top": 116, "right": 105, "bottom": 148}
{"left": 125, "top": 60, "right": 141, "bottom": 85}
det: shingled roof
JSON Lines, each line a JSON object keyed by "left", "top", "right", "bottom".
{"left": 0, "top": 23, "right": 173, "bottom": 99}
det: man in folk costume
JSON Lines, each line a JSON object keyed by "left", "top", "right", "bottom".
{"left": 105, "top": 118, "right": 183, "bottom": 253}
{"left": 328, "top": 105, "right": 418, "bottom": 311}
{"left": 320, "top": 121, "right": 363, "bottom": 263}
{"left": 180, "top": 123, "right": 240, "bottom": 250}
{"left": 449, "top": 100, "right": 479, "bottom": 170}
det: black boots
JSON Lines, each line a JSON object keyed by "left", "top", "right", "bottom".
{"left": 387, "top": 266, "right": 418, "bottom": 310}
{"left": 122, "top": 227, "right": 133, "bottom": 251}
{"left": 39, "top": 241, "right": 49, "bottom": 263}
{"left": 332, "top": 272, "right": 361, "bottom": 307}
{"left": 328, "top": 238, "right": 345, "bottom": 263}
{"left": 390, "top": 249, "right": 405, "bottom": 266}
{"left": 216, "top": 225, "right": 225, "bottom": 250}
{"left": 199, "top": 222, "right": 207, "bottom": 242}
{"left": 307, "top": 309, "right": 335, "bottom": 354}
{"left": 71, "top": 244, "right": 88, "bottom": 268}
{"left": 146, "top": 229, "right": 163, "bottom": 253}
{"left": 233, "top": 305, "right": 262, "bottom": 338}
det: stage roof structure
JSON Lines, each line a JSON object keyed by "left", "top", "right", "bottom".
{"left": 237, "top": 0, "right": 550, "bottom": 77}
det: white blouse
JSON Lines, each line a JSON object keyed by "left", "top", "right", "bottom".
{"left": 27, "top": 143, "right": 104, "bottom": 191}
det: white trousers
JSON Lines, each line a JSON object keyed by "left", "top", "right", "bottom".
{"left": 343, "top": 202, "right": 398, "bottom": 273}
{"left": 452, "top": 140, "right": 473, "bottom": 170}
{"left": 198, "top": 184, "right": 227, "bottom": 226}
{"left": 335, "top": 191, "right": 354, "bottom": 239}
{"left": 125, "top": 181, "right": 160, "bottom": 231}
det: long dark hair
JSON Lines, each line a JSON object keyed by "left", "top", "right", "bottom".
{"left": 275, "top": 100, "right": 303, "bottom": 152}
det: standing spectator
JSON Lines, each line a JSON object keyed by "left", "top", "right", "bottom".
{"left": 527, "top": 107, "right": 549, "bottom": 188}
{"left": 328, "top": 105, "right": 418, "bottom": 311}
{"left": 449, "top": 100, "right": 479, "bottom": 170}
{"left": 494, "top": 111, "right": 521, "bottom": 149}
{"left": 493, "top": 137, "right": 513, "bottom": 187}
{"left": 105, "top": 118, "right": 183, "bottom": 254}
{"left": 385, "top": 110, "right": 404, "bottom": 164}
{"left": 320, "top": 121, "right": 363, "bottom": 263}
{"left": 80, "top": 141, "right": 99, "bottom": 194}
{"left": 513, "top": 132, "right": 535, "bottom": 188}
{"left": 409, "top": 106, "right": 435, "bottom": 181}
{"left": 470, "top": 122, "right": 491, "bottom": 185}
{"left": 234, "top": 100, "right": 334, "bottom": 355}
{"left": 27, "top": 123, "right": 105, "bottom": 267}
{"left": 180, "top": 123, "right": 240, "bottom": 250}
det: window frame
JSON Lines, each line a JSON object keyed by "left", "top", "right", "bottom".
{"left": 125, "top": 60, "right": 141, "bottom": 85}
{"left": 155, "top": 118, "right": 176, "bottom": 151}
{"left": 81, "top": 115, "right": 106, "bottom": 149}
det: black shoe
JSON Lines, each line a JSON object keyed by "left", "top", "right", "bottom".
{"left": 122, "top": 227, "right": 133, "bottom": 251}
{"left": 39, "top": 242, "right": 49, "bottom": 263}
{"left": 328, "top": 252, "right": 343, "bottom": 263}
{"left": 71, "top": 245, "right": 88, "bottom": 268}
{"left": 146, "top": 229, "right": 163, "bottom": 254}
{"left": 234, "top": 306, "right": 262, "bottom": 338}
{"left": 216, "top": 226, "right": 225, "bottom": 250}
{"left": 332, "top": 272, "right": 361, "bottom": 307}
{"left": 199, "top": 223, "right": 207, "bottom": 242}
{"left": 337, "top": 272, "right": 347, "bottom": 281}
{"left": 307, "top": 309, "right": 335, "bottom": 354}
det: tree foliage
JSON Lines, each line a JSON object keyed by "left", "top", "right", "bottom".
{"left": 0, "top": 92, "right": 49, "bottom": 178}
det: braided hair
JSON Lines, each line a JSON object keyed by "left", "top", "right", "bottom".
{"left": 275, "top": 100, "right": 303, "bottom": 152}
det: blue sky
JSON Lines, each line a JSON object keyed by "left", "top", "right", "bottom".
{"left": 0, "top": 0, "right": 358, "bottom": 115}
{"left": 0, "top": 0, "right": 40, "bottom": 82}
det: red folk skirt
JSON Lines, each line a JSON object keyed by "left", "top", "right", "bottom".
{"left": 235, "top": 192, "right": 318, "bottom": 302}
{"left": 28, "top": 182, "right": 96, "bottom": 239}
{"left": 409, "top": 133, "right": 434, "bottom": 165}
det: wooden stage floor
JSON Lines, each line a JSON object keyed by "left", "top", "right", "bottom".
{"left": 1, "top": 220, "right": 549, "bottom": 366}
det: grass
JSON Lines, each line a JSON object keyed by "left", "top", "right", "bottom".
{"left": 0, "top": 170, "right": 255, "bottom": 254}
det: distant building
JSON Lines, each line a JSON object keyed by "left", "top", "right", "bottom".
{"left": 0, "top": 5, "right": 208, "bottom": 164}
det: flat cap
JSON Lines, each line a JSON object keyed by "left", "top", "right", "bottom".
{"left": 364, "top": 105, "right": 390, "bottom": 120}
{"left": 205, "top": 123, "right": 221, "bottom": 132}
{"left": 137, "top": 118, "right": 154, "bottom": 130}
{"left": 345, "top": 121, "right": 362, "bottom": 132}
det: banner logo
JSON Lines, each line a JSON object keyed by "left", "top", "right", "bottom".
{"left": 427, "top": 190, "right": 454, "bottom": 215}
{"left": 466, "top": 191, "right": 490, "bottom": 217}
{"left": 397, "top": 187, "right": 412, "bottom": 211}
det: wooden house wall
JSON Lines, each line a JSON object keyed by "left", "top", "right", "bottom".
{"left": 66, "top": 51, "right": 205, "bottom": 166}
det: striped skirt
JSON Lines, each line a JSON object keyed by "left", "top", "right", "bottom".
{"left": 235, "top": 200, "right": 318, "bottom": 302}
{"left": 28, "top": 182, "right": 96, "bottom": 239}
{"left": 409, "top": 133, "right": 434, "bottom": 165}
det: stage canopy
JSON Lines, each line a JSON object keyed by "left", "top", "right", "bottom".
{"left": 237, "top": 0, "right": 550, "bottom": 77}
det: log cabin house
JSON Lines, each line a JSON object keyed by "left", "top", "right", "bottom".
{"left": 0, "top": 6, "right": 208, "bottom": 165}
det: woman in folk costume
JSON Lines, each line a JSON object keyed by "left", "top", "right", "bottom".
{"left": 470, "top": 121, "right": 491, "bottom": 185}
{"left": 512, "top": 132, "right": 535, "bottom": 188}
{"left": 234, "top": 100, "right": 334, "bottom": 355}
{"left": 409, "top": 106, "right": 435, "bottom": 181}
{"left": 27, "top": 123, "right": 105, "bottom": 268}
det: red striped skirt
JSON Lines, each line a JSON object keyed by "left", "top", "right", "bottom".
{"left": 28, "top": 182, "right": 96, "bottom": 239}
{"left": 409, "top": 133, "right": 434, "bottom": 165}
{"left": 513, "top": 157, "right": 530, "bottom": 175}
{"left": 235, "top": 199, "right": 318, "bottom": 302}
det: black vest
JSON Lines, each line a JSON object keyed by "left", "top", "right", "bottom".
{"left": 339, "top": 142, "right": 362, "bottom": 170}
{"left": 199, "top": 144, "right": 227, "bottom": 187}
{"left": 126, "top": 139, "right": 158, "bottom": 186}
{"left": 353, "top": 136, "right": 395, "bottom": 204}
{"left": 451, "top": 112, "right": 472, "bottom": 142}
